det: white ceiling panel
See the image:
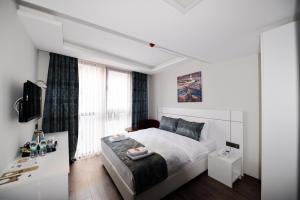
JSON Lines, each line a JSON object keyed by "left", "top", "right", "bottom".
{"left": 20, "top": 0, "right": 298, "bottom": 64}
{"left": 163, "top": 0, "right": 202, "bottom": 14}
{"left": 17, "top": 8, "right": 63, "bottom": 52}
{"left": 58, "top": 17, "right": 177, "bottom": 67}
{"left": 17, "top": 7, "right": 157, "bottom": 73}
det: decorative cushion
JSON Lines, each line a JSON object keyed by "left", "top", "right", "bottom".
{"left": 175, "top": 119, "right": 204, "bottom": 141}
{"left": 159, "top": 116, "right": 179, "bottom": 133}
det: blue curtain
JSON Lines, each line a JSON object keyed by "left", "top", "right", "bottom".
{"left": 132, "top": 72, "right": 148, "bottom": 129}
{"left": 42, "top": 53, "right": 79, "bottom": 162}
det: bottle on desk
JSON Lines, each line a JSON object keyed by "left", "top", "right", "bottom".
{"left": 32, "top": 130, "right": 44, "bottom": 144}
{"left": 31, "top": 130, "right": 46, "bottom": 157}
{"left": 39, "top": 137, "right": 47, "bottom": 156}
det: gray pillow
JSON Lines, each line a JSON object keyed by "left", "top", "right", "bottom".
{"left": 175, "top": 119, "right": 204, "bottom": 141}
{"left": 159, "top": 116, "right": 179, "bottom": 133}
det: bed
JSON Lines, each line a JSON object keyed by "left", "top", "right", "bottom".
{"left": 101, "top": 107, "right": 243, "bottom": 200}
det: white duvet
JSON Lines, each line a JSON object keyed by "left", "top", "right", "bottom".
{"left": 129, "top": 128, "right": 211, "bottom": 175}
{"left": 101, "top": 128, "right": 216, "bottom": 191}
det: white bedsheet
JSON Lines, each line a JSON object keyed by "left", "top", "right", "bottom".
{"left": 101, "top": 128, "right": 216, "bottom": 191}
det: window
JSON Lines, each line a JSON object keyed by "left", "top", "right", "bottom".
{"left": 76, "top": 62, "right": 106, "bottom": 158}
{"left": 106, "top": 69, "right": 132, "bottom": 135}
{"left": 75, "top": 61, "right": 132, "bottom": 158}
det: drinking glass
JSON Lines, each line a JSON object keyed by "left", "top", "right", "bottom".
{"left": 30, "top": 141, "right": 37, "bottom": 158}
{"left": 39, "top": 139, "right": 47, "bottom": 156}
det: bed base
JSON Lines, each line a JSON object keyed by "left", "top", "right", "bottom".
{"left": 102, "top": 153, "right": 208, "bottom": 200}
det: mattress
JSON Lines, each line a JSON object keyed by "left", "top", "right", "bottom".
{"left": 101, "top": 128, "right": 216, "bottom": 192}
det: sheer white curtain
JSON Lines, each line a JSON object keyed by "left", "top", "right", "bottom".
{"left": 76, "top": 62, "right": 132, "bottom": 158}
{"left": 106, "top": 69, "right": 132, "bottom": 136}
{"left": 76, "top": 61, "right": 106, "bottom": 159}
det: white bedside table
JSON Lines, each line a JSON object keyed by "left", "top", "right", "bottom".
{"left": 208, "top": 148, "right": 242, "bottom": 188}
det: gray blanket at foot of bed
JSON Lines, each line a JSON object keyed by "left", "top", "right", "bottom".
{"left": 102, "top": 136, "right": 168, "bottom": 194}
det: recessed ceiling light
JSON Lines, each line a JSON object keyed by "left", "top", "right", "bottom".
{"left": 163, "top": 0, "right": 202, "bottom": 14}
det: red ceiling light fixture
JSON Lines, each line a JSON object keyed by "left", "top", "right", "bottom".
{"left": 149, "top": 42, "right": 156, "bottom": 48}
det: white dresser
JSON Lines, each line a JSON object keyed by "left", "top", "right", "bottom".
{"left": 0, "top": 132, "right": 69, "bottom": 200}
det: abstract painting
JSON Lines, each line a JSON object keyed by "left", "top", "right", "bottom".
{"left": 177, "top": 71, "right": 202, "bottom": 102}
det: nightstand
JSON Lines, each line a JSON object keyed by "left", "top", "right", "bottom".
{"left": 208, "top": 148, "right": 242, "bottom": 188}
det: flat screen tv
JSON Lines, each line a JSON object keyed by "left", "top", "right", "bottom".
{"left": 19, "top": 81, "right": 42, "bottom": 122}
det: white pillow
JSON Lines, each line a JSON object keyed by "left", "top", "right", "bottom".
{"left": 199, "top": 121, "right": 210, "bottom": 141}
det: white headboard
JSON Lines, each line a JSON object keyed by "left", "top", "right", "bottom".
{"left": 157, "top": 107, "right": 243, "bottom": 160}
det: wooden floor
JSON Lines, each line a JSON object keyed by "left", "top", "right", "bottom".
{"left": 69, "top": 155, "right": 261, "bottom": 200}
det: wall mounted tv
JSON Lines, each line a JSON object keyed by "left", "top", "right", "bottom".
{"left": 19, "top": 81, "right": 42, "bottom": 122}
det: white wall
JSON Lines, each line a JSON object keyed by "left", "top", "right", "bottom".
{"left": 149, "top": 55, "right": 260, "bottom": 179}
{"left": 37, "top": 50, "right": 50, "bottom": 129}
{"left": 261, "top": 21, "right": 299, "bottom": 200}
{"left": 0, "top": 0, "right": 38, "bottom": 172}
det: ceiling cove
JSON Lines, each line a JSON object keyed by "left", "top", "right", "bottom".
{"left": 18, "top": 1, "right": 208, "bottom": 74}
{"left": 18, "top": 0, "right": 297, "bottom": 73}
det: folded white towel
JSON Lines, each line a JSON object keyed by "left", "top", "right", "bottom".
{"left": 127, "top": 147, "right": 148, "bottom": 156}
{"left": 127, "top": 151, "right": 154, "bottom": 160}
{"left": 108, "top": 134, "right": 129, "bottom": 142}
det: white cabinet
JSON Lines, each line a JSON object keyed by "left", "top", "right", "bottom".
{"left": 0, "top": 132, "right": 69, "bottom": 200}
{"left": 208, "top": 149, "right": 242, "bottom": 188}
{"left": 261, "top": 21, "right": 299, "bottom": 200}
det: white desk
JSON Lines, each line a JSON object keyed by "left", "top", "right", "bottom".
{"left": 0, "top": 132, "right": 69, "bottom": 200}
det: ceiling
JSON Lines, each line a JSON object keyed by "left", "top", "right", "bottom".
{"left": 18, "top": 0, "right": 298, "bottom": 74}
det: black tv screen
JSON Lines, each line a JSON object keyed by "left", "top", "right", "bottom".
{"left": 19, "top": 81, "right": 42, "bottom": 122}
